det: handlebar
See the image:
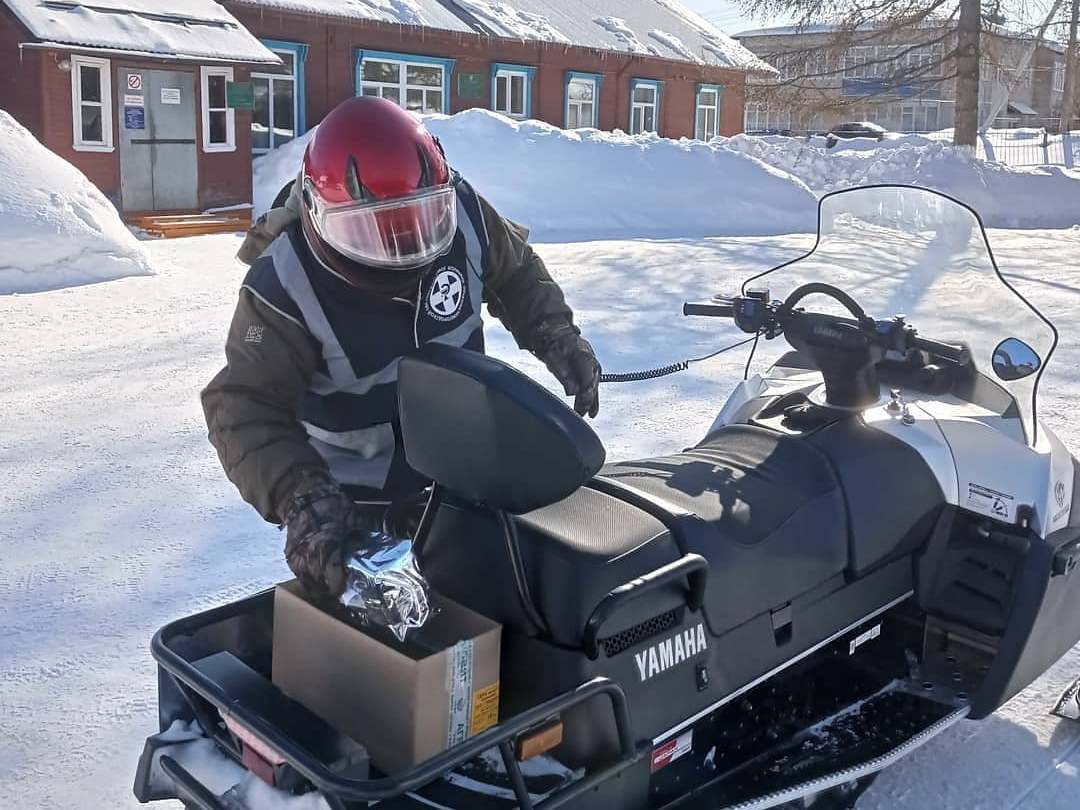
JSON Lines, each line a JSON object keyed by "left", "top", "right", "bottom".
{"left": 683, "top": 301, "right": 734, "bottom": 318}
{"left": 910, "top": 335, "right": 969, "bottom": 365}
{"left": 685, "top": 288, "right": 971, "bottom": 368}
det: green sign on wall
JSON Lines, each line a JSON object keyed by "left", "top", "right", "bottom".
{"left": 457, "top": 72, "right": 484, "bottom": 100}
{"left": 226, "top": 81, "right": 255, "bottom": 110}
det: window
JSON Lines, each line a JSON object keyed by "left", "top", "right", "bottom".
{"left": 1054, "top": 60, "right": 1066, "bottom": 93}
{"left": 201, "top": 66, "right": 235, "bottom": 152}
{"left": 253, "top": 41, "right": 306, "bottom": 153}
{"left": 924, "top": 102, "right": 939, "bottom": 132}
{"left": 358, "top": 52, "right": 451, "bottom": 114}
{"left": 630, "top": 80, "right": 660, "bottom": 134}
{"left": 493, "top": 64, "right": 533, "bottom": 118}
{"left": 743, "top": 103, "right": 790, "bottom": 133}
{"left": 566, "top": 72, "right": 600, "bottom": 129}
{"left": 843, "top": 46, "right": 877, "bottom": 79}
{"left": 70, "top": 55, "right": 112, "bottom": 151}
{"left": 901, "top": 105, "right": 915, "bottom": 132}
{"left": 695, "top": 85, "right": 722, "bottom": 140}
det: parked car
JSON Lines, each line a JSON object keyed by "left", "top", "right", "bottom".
{"left": 826, "top": 121, "right": 887, "bottom": 144}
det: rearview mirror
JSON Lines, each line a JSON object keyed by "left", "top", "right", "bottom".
{"left": 992, "top": 338, "right": 1041, "bottom": 381}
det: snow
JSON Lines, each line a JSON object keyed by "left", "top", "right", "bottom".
{"left": 727, "top": 134, "right": 1080, "bottom": 229}
{"left": 4, "top": 0, "right": 278, "bottom": 63}
{"left": 252, "top": 110, "right": 818, "bottom": 236}
{"left": 252, "top": 110, "right": 1080, "bottom": 238}
{"left": 0, "top": 111, "right": 150, "bottom": 294}
{"left": 648, "top": 29, "right": 703, "bottom": 63}
{"left": 226, "top": 0, "right": 474, "bottom": 31}
{"left": 446, "top": 0, "right": 763, "bottom": 69}
{"left": 452, "top": 0, "right": 571, "bottom": 43}
{"left": 593, "top": 16, "right": 660, "bottom": 56}
{"left": 4, "top": 225, "right": 1080, "bottom": 808}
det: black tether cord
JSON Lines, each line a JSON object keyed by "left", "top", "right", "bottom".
{"left": 598, "top": 334, "right": 760, "bottom": 384}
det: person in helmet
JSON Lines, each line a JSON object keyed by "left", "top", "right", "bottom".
{"left": 202, "top": 97, "right": 600, "bottom": 597}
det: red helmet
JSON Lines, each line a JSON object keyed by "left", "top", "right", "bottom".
{"left": 301, "top": 97, "right": 455, "bottom": 270}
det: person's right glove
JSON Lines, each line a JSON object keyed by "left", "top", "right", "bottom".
{"left": 279, "top": 470, "right": 357, "bottom": 598}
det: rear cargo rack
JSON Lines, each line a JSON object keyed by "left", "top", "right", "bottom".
{"left": 137, "top": 589, "right": 648, "bottom": 809}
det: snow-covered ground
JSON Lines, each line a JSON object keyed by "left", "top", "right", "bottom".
{"left": 3, "top": 226, "right": 1080, "bottom": 808}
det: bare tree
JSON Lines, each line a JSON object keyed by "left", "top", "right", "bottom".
{"left": 736, "top": 0, "right": 992, "bottom": 146}
{"left": 1061, "top": 0, "right": 1080, "bottom": 130}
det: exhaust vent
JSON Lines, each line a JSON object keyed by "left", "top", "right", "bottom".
{"left": 600, "top": 608, "right": 682, "bottom": 657}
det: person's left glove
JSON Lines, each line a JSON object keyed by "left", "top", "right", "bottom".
{"left": 279, "top": 470, "right": 357, "bottom": 598}
{"left": 533, "top": 319, "right": 601, "bottom": 418}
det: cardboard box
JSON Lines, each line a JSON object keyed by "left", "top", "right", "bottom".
{"left": 272, "top": 580, "right": 501, "bottom": 774}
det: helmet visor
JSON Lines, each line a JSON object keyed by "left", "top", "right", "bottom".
{"left": 317, "top": 186, "right": 457, "bottom": 269}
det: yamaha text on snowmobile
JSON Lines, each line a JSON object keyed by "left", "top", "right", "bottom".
{"left": 133, "top": 185, "right": 1080, "bottom": 810}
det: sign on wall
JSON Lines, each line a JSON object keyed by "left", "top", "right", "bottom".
{"left": 127, "top": 73, "right": 142, "bottom": 91}
{"left": 226, "top": 81, "right": 254, "bottom": 110}
{"left": 457, "top": 73, "right": 483, "bottom": 100}
{"left": 160, "top": 87, "right": 181, "bottom": 105}
{"left": 124, "top": 105, "right": 146, "bottom": 129}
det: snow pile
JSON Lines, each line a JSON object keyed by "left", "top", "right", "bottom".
{"left": 454, "top": 0, "right": 570, "bottom": 42}
{"left": 0, "top": 111, "right": 151, "bottom": 295}
{"left": 726, "top": 135, "right": 1080, "bottom": 229}
{"left": 593, "top": 16, "right": 660, "bottom": 56}
{"left": 648, "top": 29, "right": 702, "bottom": 63}
{"left": 252, "top": 109, "right": 818, "bottom": 238}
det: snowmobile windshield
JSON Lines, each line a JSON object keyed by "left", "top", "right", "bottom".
{"left": 744, "top": 185, "right": 1057, "bottom": 446}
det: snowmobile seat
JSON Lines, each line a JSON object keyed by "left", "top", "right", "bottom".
{"left": 600, "top": 425, "right": 850, "bottom": 635}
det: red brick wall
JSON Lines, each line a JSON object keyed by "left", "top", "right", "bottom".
{"left": 0, "top": 8, "right": 46, "bottom": 135}
{"left": 224, "top": 6, "right": 747, "bottom": 139}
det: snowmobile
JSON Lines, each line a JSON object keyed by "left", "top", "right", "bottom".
{"left": 134, "top": 184, "right": 1080, "bottom": 810}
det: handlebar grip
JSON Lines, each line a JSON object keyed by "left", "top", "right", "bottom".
{"left": 912, "top": 336, "right": 969, "bottom": 365}
{"left": 684, "top": 301, "right": 734, "bottom": 318}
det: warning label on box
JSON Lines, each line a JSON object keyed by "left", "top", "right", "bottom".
{"left": 446, "top": 639, "right": 474, "bottom": 747}
{"left": 471, "top": 681, "right": 500, "bottom": 735}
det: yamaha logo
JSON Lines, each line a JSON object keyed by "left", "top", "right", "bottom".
{"left": 426, "top": 267, "right": 466, "bottom": 322}
{"left": 634, "top": 623, "right": 708, "bottom": 682}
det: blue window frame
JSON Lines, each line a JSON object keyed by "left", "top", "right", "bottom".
{"left": 695, "top": 83, "right": 725, "bottom": 141}
{"left": 252, "top": 38, "right": 308, "bottom": 153}
{"left": 630, "top": 78, "right": 662, "bottom": 134}
{"left": 491, "top": 62, "right": 536, "bottom": 119}
{"left": 355, "top": 49, "right": 456, "bottom": 114}
{"left": 565, "top": 71, "right": 603, "bottom": 129}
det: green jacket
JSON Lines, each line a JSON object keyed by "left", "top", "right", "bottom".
{"left": 202, "top": 193, "right": 575, "bottom": 522}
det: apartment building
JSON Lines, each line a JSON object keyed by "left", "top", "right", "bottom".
{"left": 736, "top": 22, "right": 1066, "bottom": 134}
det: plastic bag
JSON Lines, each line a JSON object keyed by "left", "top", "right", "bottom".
{"left": 339, "top": 533, "right": 431, "bottom": 642}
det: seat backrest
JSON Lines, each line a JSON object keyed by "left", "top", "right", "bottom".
{"left": 397, "top": 344, "right": 606, "bottom": 514}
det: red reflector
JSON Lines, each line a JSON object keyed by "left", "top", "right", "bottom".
{"left": 241, "top": 741, "right": 277, "bottom": 786}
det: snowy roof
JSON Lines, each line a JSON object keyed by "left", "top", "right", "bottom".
{"left": 224, "top": 0, "right": 475, "bottom": 32}
{"left": 3, "top": 0, "right": 280, "bottom": 62}
{"left": 444, "top": 0, "right": 769, "bottom": 71}
{"left": 735, "top": 23, "right": 840, "bottom": 38}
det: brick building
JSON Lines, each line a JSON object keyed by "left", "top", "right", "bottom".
{"left": 0, "top": 0, "right": 764, "bottom": 215}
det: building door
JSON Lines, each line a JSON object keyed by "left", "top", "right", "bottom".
{"left": 117, "top": 67, "right": 199, "bottom": 211}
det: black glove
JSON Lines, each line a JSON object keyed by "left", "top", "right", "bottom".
{"left": 279, "top": 471, "right": 358, "bottom": 598}
{"left": 533, "top": 319, "right": 601, "bottom": 418}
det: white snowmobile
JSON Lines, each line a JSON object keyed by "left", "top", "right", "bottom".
{"left": 134, "top": 185, "right": 1080, "bottom": 810}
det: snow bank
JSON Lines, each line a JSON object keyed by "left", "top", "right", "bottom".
{"left": 727, "top": 135, "right": 1080, "bottom": 229}
{"left": 252, "top": 109, "right": 818, "bottom": 238}
{"left": 593, "top": 16, "right": 660, "bottom": 56}
{"left": 0, "top": 111, "right": 151, "bottom": 295}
